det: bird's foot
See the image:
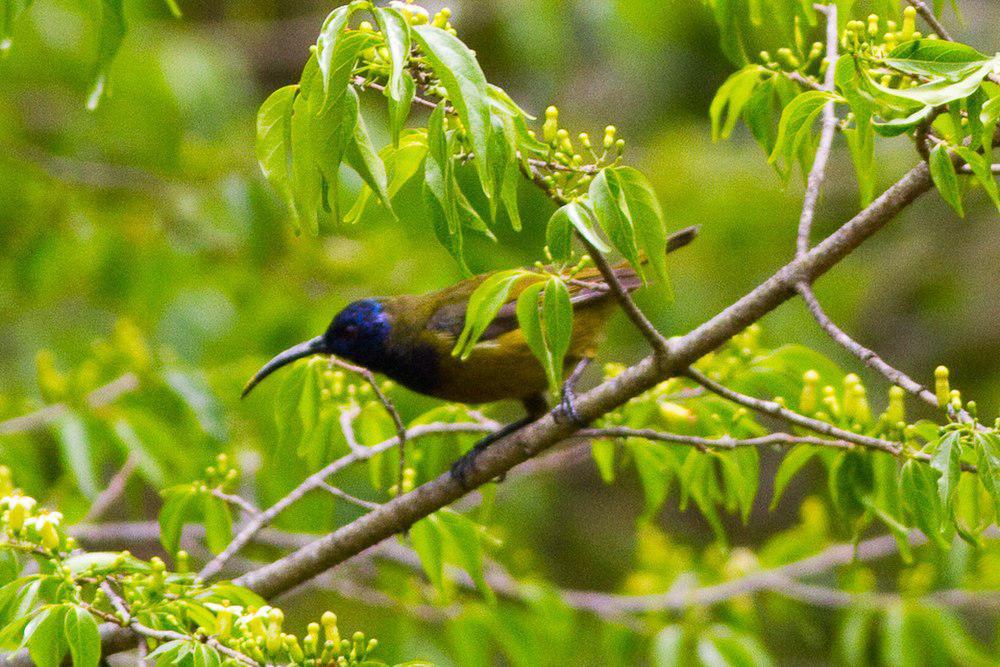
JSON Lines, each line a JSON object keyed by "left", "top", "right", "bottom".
{"left": 553, "top": 387, "right": 585, "bottom": 426}
{"left": 553, "top": 358, "right": 592, "bottom": 427}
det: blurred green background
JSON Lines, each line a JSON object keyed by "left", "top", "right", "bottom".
{"left": 1, "top": 0, "right": 998, "bottom": 663}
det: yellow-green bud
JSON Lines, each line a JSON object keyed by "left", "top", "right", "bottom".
{"left": 542, "top": 106, "right": 559, "bottom": 143}
{"left": 821, "top": 385, "right": 839, "bottom": 416}
{"left": 556, "top": 128, "right": 573, "bottom": 153}
{"left": 949, "top": 389, "right": 961, "bottom": 410}
{"left": 176, "top": 550, "right": 189, "bottom": 573}
{"left": 578, "top": 132, "right": 591, "bottom": 148}
{"left": 799, "top": 370, "right": 820, "bottom": 414}
{"left": 603, "top": 125, "right": 616, "bottom": 149}
{"left": 776, "top": 47, "right": 800, "bottom": 70}
{"left": 358, "top": 20, "right": 374, "bottom": 32}
{"left": 901, "top": 6, "right": 916, "bottom": 41}
{"left": 322, "top": 611, "right": 340, "bottom": 646}
{"left": 867, "top": 14, "right": 879, "bottom": 37}
{"left": 0, "top": 467, "right": 12, "bottom": 497}
{"left": 286, "top": 635, "right": 305, "bottom": 662}
{"left": 934, "top": 366, "right": 950, "bottom": 407}
{"left": 886, "top": 386, "right": 905, "bottom": 424}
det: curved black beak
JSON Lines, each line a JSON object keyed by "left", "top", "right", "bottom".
{"left": 242, "top": 335, "right": 327, "bottom": 399}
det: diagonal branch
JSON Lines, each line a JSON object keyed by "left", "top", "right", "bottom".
{"left": 232, "top": 161, "right": 935, "bottom": 601}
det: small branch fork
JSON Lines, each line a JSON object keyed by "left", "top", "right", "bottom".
{"left": 793, "top": 5, "right": 945, "bottom": 413}
{"left": 196, "top": 421, "right": 494, "bottom": 580}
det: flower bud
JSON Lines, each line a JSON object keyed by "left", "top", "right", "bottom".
{"left": 934, "top": 366, "right": 950, "bottom": 407}
{"left": 603, "top": 125, "right": 616, "bottom": 149}
{"left": 176, "top": 550, "right": 189, "bottom": 573}
{"left": 886, "top": 386, "right": 905, "bottom": 424}
{"left": 867, "top": 14, "right": 879, "bottom": 37}
{"left": 322, "top": 611, "right": 340, "bottom": 646}
{"left": 543, "top": 106, "right": 559, "bottom": 143}
{"left": 799, "top": 370, "right": 819, "bottom": 414}
{"left": 776, "top": 47, "right": 800, "bottom": 70}
{"left": 901, "top": 6, "right": 916, "bottom": 41}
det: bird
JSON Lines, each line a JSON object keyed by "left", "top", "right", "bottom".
{"left": 242, "top": 225, "right": 698, "bottom": 485}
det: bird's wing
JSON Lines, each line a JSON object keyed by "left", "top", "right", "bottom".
{"left": 425, "top": 267, "right": 639, "bottom": 344}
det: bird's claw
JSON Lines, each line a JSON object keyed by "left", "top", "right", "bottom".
{"left": 450, "top": 441, "right": 491, "bottom": 489}
{"left": 554, "top": 386, "right": 586, "bottom": 426}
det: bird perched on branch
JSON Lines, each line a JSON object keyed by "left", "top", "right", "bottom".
{"left": 243, "top": 225, "right": 698, "bottom": 485}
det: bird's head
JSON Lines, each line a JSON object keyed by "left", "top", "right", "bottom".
{"left": 241, "top": 299, "right": 390, "bottom": 398}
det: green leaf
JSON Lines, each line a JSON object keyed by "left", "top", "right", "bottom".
{"left": 424, "top": 103, "right": 467, "bottom": 271}
{"left": 551, "top": 201, "right": 610, "bottom": 254}
{"left": 541, "top": 277, "right": 573, "bottom": 390}
{"left": 884, "top": 40, "right": 993, "bottom": 80}
{"left": 868, "top": 60, "right": 997, "bottom": 108}
{"left": 627, "top": 438, "right": 675, "bottom": 520}
{"left": 437, "top": 510, "right": 494, "bottom": 602}
{"left": 315, "top": 1, "right": 368, "bottom": 102}
{"left": 55, "top": 413, "right": 99, "bottom": 500}
{"left": 86, "top": 0, "right": 126, "bottom": 110}
{"left": 972, "top": 432, "right": 1000, "bottom": 508}
{"left": 651, "top": 625, "right": 687, "bottom": 667}
{"left": 452, "top": 270, "right": 526, "bottom": 359}
{"left": 613, "top": 167, "right": 670, "bottom": 285}
{"left": 26, "top": 605, "right": 68, "bottom": 667}
{"left": 769, "top": 90, "right": 838, "bottom": 171}
{"left": 929, "top": 431, "right": 962, "bottom": 509}
{"left": 412, "top": 24, "right": 494, "bottom": 196}
{"left": 202, "top": 494, "right": 233, "bottom": 555}
{"left": 346, "top": 129, "right": 428, "bottom": 224}
{"left": 344, "top": 110, "right": 392, "bottom": 213}
{"left": 829, "top": 451, "right": 874, "bottom": 534}
{"left": 164, "top": 369, "right": 227, "bottom": 440}
{"left": 872, "top": 106, "right": 934, "bottom": 137}
{"left": 928, "top": 144, "right": 964, "bottom": 217}
{"left": 372, "top": 6, "right": 413, "bottom": 145}
{"left": 409, "top": 516, "right": 446, "bottom": 601}
{"left": 255, "top": 85, "right": 297, "bottom": 213}
{"left": 953, "top": 146, "right": 1000, "bottom": 212}
{"left": 158, "top": 484, "right": 198, "bottom": 556}
{"left": 590, "top": 438, "right": 616, "bottom": 483}
{"left": 516, "top": 280, "right": 548, "bottom": 381}
{"left": 588, "top": 169, "right": 642, "bottom": 277}
{"left": 545, "top": 204, "right": 573, "bottom": 262}
{"left": 901, "top": 459, "right": 949, "bottom": 548}
{"left": 771, "top": 445, "right": 818, "bottom": 509}
{"left": 710, "top": 65, "right": 766, "bottom": 141}
{"left": 718, "top": 447, "right": 759, "bottom": 523}
{"left": 835, "top": 55, "right": 876, "bottom": 205}
{"left": 64, "top": 606, "right": 100, "bottom": 667}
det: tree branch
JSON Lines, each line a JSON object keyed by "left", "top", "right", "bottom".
{"left": 197, "top": 421, "right": 494, "bottom": 580}
{"left": 0, "top": 373, "right": 139, "bottom": 436}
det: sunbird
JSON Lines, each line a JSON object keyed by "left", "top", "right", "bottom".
{"left": 243, "top": 225, "right": 698, "bottom": 484}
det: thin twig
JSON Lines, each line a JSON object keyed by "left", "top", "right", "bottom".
{"left": 796, "top": 2, "right": 838, "bottom": 258}
{"left": 84, "top": 456, "right": 138, "bottom": 523}
{"left": 197, "top": 421, "right": 494, "bottom": 580}
{"left": 0, "top": 373, "right": 139, "bottom": 436}
{"left": 576, "top": 232, "right": 671, "bottom": 358}
{"left": 580, "top": 427, "right": 854, "bottom": 452}
{"left": 784, "top": 70, "right": 825, "bottom": 92}
{"left": 905, "top": 0, "right": 954, "bottom": 41}
{"left": 211, "top": 489, "right": 261, "bottom": 516}
{"left": 685, "top": 367, "right": 901, "bottom": 455}
{"left": 798, "top": 285, "right": 939, "bottom": 408}
{"left": 316, "top": 481, "right": 381, "bottom": 510}
{"left": 327, "top": 356, "right": 409, "bottom": 496}
{"left": 685, "top": 367, "right": 977, "bottom": 472}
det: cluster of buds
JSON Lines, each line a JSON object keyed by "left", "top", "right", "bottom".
{"left": 841, "top": 7, "right": 936, "bottom": 57}
{"left": 1, "top": 488, "right": 67, "bottom": 551}
{"left": 530, "top": 105, "right": 625, "bottom": 200}
{"left": 224, "top": 606, "right": 378, "bottom": 665}
{"left": 796, "top": 371, "right": 874, "bottom": 430}
{"left": 35, "top": 319, "right": 150, "bottom": 404}
{"left": 199, "top": 453, "right": 240, "bottom": 495}
{"left": 759, "top": 42, "right": 826, "bottom": 78}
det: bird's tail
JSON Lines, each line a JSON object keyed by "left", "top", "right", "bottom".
{"left": 664, "top": 225, "right": 700, "bottom": 254}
